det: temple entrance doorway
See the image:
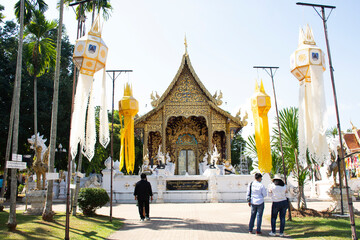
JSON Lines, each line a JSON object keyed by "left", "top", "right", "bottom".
{"left": 178, "top": 149, "right": 196, "bottom": 175}
{"left": 165, "top": 116, "right": 208, "bottom": 175}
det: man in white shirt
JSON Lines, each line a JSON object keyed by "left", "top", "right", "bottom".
{"left": 246, "top": 173, "right": 267, "bottom": 235}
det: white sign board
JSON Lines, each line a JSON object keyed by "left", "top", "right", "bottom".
{"left": 7, "top": 161, "right": 26, "bottom": 169}
{"left": 70, "top": 184, "right": 76, "bottom": 189}
{"left": 46, "top": 172, "right": 59, "bottom": 180}
{"left": 12, "top": 154, "right": 22, "bottom": 162}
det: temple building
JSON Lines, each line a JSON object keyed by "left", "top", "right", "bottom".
{"left": 343, "top": 123, "right": 360, "bottom": 178}
{"left": 135, "top": 45, "right": 248, "bottom": 175}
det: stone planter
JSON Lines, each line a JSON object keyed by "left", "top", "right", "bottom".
{"left": 24, "top": 190, "right": 46, "bottom": 215}
{"left": 327, "top": 187, "right": 356, "bottom": 214}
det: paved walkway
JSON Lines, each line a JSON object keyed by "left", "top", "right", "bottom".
{"left": 105, "top": 202, "right": 289, "bottom": 240}
{"left": 8, "top": 201, "right": 360, "bottom": 240}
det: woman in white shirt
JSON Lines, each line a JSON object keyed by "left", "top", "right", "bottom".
{"left": 268, "top": 174, "right": 289, "bottom": 237}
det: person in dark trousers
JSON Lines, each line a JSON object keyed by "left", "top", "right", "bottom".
{"left": 268, "top": 174, "right": 289, "bottom": 237}
{"left": 134, "top": 173, "right": 153, "bottom": 221}
{"left": 246, "top": 172, "right": 267, "bottom": 235}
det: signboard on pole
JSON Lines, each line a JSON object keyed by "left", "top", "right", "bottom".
{"left": 7, "top": 161, "right": 26, "bottom": 169}
{"left": 12, "top": 154, "right": 22, "bottom": 162}
{"left": 46, "top": 172, "right": 59, "bottom": 180}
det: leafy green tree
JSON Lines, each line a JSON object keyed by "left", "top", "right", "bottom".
{"left": 231, "top": 132, "right": 252, "bottom": 174}
{"left": 0, "top": 20, "right": 74, "bottom": 172}
{"left": 0, "top": 21, "right": 19, "bottom": 172}
{"left": 0, "top": 5, "right": 5, "bottom": 23}
{"left": 24, "top": 10, "right": 56, "bottom": 148}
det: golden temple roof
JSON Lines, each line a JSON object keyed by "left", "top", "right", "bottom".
{"left": 135, "top": 53, "right": 243, "bottom": 128}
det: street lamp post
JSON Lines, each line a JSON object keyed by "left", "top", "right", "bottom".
{"left": 55, "top": 143, "right": 67, "bottom": 164}
{"left": 296, "top": 3, "right": 357, "bottom": 239}
{"left": 106, "top": 69, "right": 133, "bottom": 222}
{"left": 253, "top": 66, "right": 292, "bottom": 221}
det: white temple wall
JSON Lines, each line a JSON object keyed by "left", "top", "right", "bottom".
{"left": 102, "top": 169, "right": 265, "bottom": 203}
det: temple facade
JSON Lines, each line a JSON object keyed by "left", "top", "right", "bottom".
{"left": 135, "top": 51, "right": 248, "bottom": 175}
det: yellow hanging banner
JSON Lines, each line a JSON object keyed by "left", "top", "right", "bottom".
{"left": 118, "top": 83, "right": 139, "bottom": 174}
{"left": 251, "top": 80, "right": 272, "bottom": 173}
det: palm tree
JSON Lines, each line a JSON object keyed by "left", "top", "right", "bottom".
{"left": 64, "top": 0, "right": 112, "bottom": 22}
{"left": 24, "top": 10, "right": 56, "bottom": 149}
{"left": 272, "top": 107, "right": 308, "bottom": 209}
{"left": 245, "top": 134, "right": 258, "bottom": 172}
{"left": 15, "top": 0, "right": 48, "bottom": 26}
{"left": 85, "top": 0, "right": 112, "bottom": 23}
{"left": 42, "top": 0, "right": 64, "bottom": 222}
{"left": 7, "top": 0, "right": 25, "bottom": 230}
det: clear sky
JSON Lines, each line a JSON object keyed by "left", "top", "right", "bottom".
{"left": 2, "top": 0, "right": 360, "bottom": 138}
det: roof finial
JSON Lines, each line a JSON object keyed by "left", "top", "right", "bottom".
{"left": 184, "top": 34, "right": 188, "bottom": 56}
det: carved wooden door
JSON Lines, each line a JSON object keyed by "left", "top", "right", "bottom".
{"left": 178, "top": 149, "right": 196, "bottom": 175}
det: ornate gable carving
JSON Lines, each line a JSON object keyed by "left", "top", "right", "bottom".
{"left": 148, "top": 110, "right": 162, "bottom": 122}
{"left": 212, "top": 111, "right": 226, "bottom": 123}
{"left": 166, "top": 66, "right": 207, "bottom": 103}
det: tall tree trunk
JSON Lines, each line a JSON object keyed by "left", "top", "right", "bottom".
{"left": 294, "top": 149, "right": 307, "bottom": 209}
{"left": 72, "top": 148, "right": 83, "bottom": 216}
{"left": 42, "top": 0, "right": 64, "bottom": 221}
{"left": 34, "top": 74, "right": 38, "bottom": 145}
{"left": 7, "top": 0, "right": 25, "bottom": 231}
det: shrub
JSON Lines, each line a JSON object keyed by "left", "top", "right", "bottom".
{"left": 78, "top": 188, "right": 110, "bottom": 216}
{"left": 18, "top": 184, "right": 24, "bottom": 194}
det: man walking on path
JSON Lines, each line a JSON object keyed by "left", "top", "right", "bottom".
{"left": 247, "top": 173, "right": 267, "bottom": 235}
{"left": 134, "top": 173, "right": 153, "bottom": 221}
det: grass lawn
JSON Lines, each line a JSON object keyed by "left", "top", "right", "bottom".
{"left": 285, "top": 216, "right": 360, "bottom": 239}
{"left": 0, "top": 210, "right": 123, "bottom": 240}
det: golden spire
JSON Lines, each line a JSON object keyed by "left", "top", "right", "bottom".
{"left": 89, "top": 14, "right": 102, "bottom": 37}
{"left": 260, "top": 79, "right": 265, "bottom": 93}
{"left": 254, "top": 79, "right": 259, "bottom": 92}
{"left": 184, "top": 34, "right": 188, "bottom": 56}
{"left": 124, "top": 83, "right": 133, "bottom": 97}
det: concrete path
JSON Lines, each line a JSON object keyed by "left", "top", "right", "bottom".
{"left": 7, "top": 201, "right": 360, "bottom": 240}
{"left": 106, "top": 201, "right": 360, "bottom": 240}
{"left": 106, "top": 202, "right": 291, "bottom": 240}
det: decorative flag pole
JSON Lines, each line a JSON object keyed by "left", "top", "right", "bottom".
{"left": 66, "top": 8, "right": 110, "bottom": 239}
{"left": 290, "top": 24, "right": 328, "bottom": 166}
{"left": 251, "top": 80, "right": 272, "bottom": 173}
{"left": 296, "top": 3, "right": 357, "bottom": 239}
{"left": 253, "top": 66, "right": 292, "bottom": 220}
{"left": 65, "top": 1, "right": 89, "bottom": 238}
{"left": 119, "top": 83, "right": 139, "bottom": 174}
{"left": 71, "top": 15, "right": 110, "bottom": 161}
{"left": 106, "top": 69, "right": 133, "bottom": 222}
